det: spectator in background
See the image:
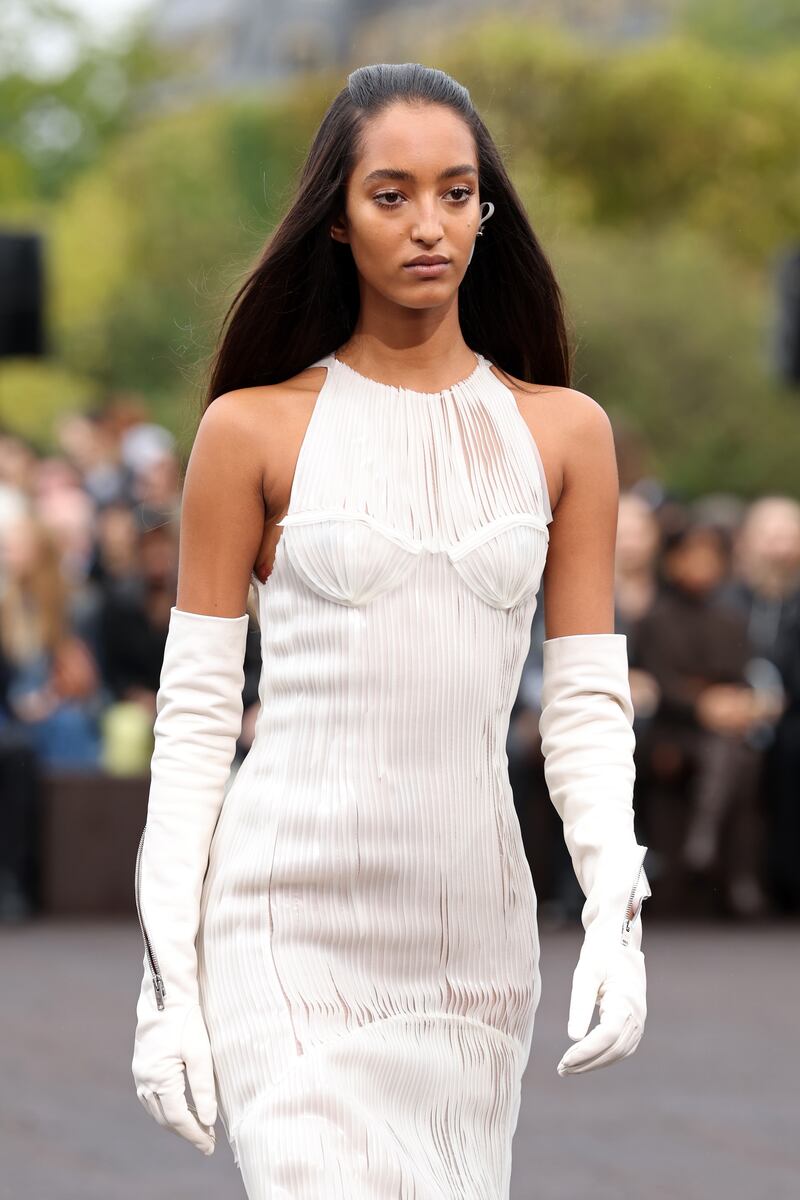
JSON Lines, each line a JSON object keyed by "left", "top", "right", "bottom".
{"left": 0, "top": 429, "right": 39, "bottom": 501}
{"left": 0, "top": 473, "right": 29, "bottom": 553}
{"left": 56, "top": 409, "right": 133, "bottom": 509}
{"left": 96, "top": 517, "right": 261, "bottom": 773}
{"left": 0, "top": 632, "right": 42, "bottom": 921}
{"left": 614, "top": 492, "right": 661, "bottom": 638}
{"left": 614, "top": 493, "right": 664, "bottom": 875}
{"left": 34, "top": 460, "right": 96, "bottom": 586}
{"left": 630, "top": 514, "right": 773, "bottom": 918}
{"left": 97, "top": 521, "right": 179, "bottom": 709}
{"left": 0, "top": 453, "right": 41, "bottom": 919}
{"left": 33, "top": 459, "right": 103, "bottom": 659}
{"left": 769, "top": 588, "right": 800, "bottom": 913}
{"left": 615, "top": 492, "right": 662, "bottom": 720}
{"left": 87, "top": 499, "right": 141, "bottom": 590}
{"left": 722, "top": 496, "right": 800, "bottom": 649}
{"left": 93, "top": 518, "right": 176, "bottom": 776}
{"left": 120, "top": 422, "right": 181, "bottom": 530}
{"left": 0, "top": 510, "right": 105, "bottom": 769}
{"left": 719, "top": 497, "right": 800, "bottom": 914}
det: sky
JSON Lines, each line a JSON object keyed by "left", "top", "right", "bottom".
{"left": 59, "top": 0, "right": 153, "bottom": 36}
{"left": 4, "top": 0, "right": 155, "bottom": 78}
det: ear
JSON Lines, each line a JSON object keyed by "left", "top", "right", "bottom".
{"left": 329, "top": 212, "right": 349, "bottom": 245}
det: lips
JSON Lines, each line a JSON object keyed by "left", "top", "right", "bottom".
{"left": 402, "top": 256, "right": 451, "bottom": 278}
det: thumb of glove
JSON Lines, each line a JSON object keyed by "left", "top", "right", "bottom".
{"left": 567, "top": 959, "right": 601, "bottom": 1042}
{"left": 181, "top": 1005, "right": 218, "bottom": 1131}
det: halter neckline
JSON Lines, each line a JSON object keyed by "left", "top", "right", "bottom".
{"left": 323, "top": 350, "right": 488, "bottom": 397}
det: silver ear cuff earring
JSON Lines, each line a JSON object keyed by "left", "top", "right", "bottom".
{"left": 467, "top": 200, "right": 495, "bottom": 265}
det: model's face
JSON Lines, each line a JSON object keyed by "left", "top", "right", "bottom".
{"left": 333, "top": 102, "right": 481, "bottom": 308}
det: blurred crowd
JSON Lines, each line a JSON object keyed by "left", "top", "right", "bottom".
{"left": 0, "top": 404, "right": 798, "bottom": 926}
{"left": 0, "top": 403, "right": 262, "bottom": 921}
{"left": 511, "top": 488, "right": 800, "bottom": 927}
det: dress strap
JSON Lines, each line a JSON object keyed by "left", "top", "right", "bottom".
{"left": 309, "top": 352, "right": 337, "bottom": 370}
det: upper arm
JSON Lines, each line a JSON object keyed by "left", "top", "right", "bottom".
{"left": 541, "top": 390, "right": 620, "bottom": 639}
{"left": 175, "top": 391, "right": 266, "bottom": 618}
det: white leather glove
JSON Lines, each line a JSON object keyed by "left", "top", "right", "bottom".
{"left": 538, "top": 633, "right": 652, "bottom": 1077}
{"left": 132, "top": 605, "right": 249, "bottom": 1154}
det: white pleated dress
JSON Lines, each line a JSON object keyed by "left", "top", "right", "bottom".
{"left": 196, "top": 349, "right": 554, "bottom": 1199}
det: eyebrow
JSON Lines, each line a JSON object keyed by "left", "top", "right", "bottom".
{"left": 362, "top": 164, "right": 478, "bottom": 185}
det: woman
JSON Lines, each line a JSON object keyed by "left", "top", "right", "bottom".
{"left": 0, "top": 510, "right": 104, "bottom": 770}
{"left": 132, "top": 63, "right": 652, "bottom": 1198}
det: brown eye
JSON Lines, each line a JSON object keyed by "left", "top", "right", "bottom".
{"left": 374, "top": 191, "right": 403, "bottom": 207}
{"left": 373, "top": 185, "right": 475, "bottom": 209}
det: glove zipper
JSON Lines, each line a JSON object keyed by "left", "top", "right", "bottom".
{"left": 621, "top": 844, "right": 651, "bottom": 946}
{"left": 134, "top": 824, "right": 167, "bottom": 1010}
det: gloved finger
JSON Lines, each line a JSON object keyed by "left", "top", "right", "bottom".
{"left": 568, "top": 1014, "right": 641, "bottom": 1075}
{"left": 158, "top": 1087, "right": 216, "bottom": 1155}
{"left": 184, "top": 1058, "right": 217, "bottom": 1130}
{"left": 558, "top": 1009, "right": 628, "bottom": 1074}
{"left": 558, "top": 1025, "right": 618, "bottom": 1075}
{"left": 619, "top": 1027, "right": 643, "bottom": 1060}
{"left": 183, "top": 1011, "right": 218, "bottom": 1129}
{"left": 566, "top": 964, "right": 601, "bottom": 1041}
{"left": 559, "top": 1012, "right": 638, "bottom": 1075}
{"left": 187, "top": 1098, "right": 217, "bottom": 1142}
{"left": 137, "top": 1088, "right": 167, "bottom": 1126}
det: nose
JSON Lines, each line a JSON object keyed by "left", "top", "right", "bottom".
{"left": 410, "top": 202, "right": 445, "bottom": 243}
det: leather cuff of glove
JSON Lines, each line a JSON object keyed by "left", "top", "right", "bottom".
{"left": 581, "top": 842, "right": 652, "bottom": 949}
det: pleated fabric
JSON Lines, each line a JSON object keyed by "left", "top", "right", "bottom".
{"left": 196, "top": 349, "right": 553, "bottom": 1198}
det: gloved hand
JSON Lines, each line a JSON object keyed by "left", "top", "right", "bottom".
{"left": 557, "top": 843, "right": 651, "bottom": 1075}
{"left": 132, "top": 606, "right": 249, "bottom": 1154}
{"left": 538, "top": 633, "right": 652, "bottom": 1077}
{"left": 132, "top": 998, "right": 218, "bottom": 1153}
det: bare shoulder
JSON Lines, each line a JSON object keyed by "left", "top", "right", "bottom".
{"left": 495, "top": 366, "right": 608, "bottom": 435}
{"left": 492, "top": 375, "right": 620, "bottom": 635}
{"left": 489, "top": 365, "right": 612, "bottom": 514}
{"left": 176, "top": 363, "right": 328, "bottom": 612}
{"left": 203, "top": 361, "right": 326, "bottom": 436}
{"left": 202, "top": 362, "right": 328, "bottom": 505}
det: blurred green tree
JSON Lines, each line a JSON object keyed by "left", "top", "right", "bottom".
{"left": 1, "top": 15, "right": 798, "bottom": 498}
{"left": 0, "top": 0, "right": 169, "bottom": 202}
{"left": 677, "top": 0, "right": 800, "bottom": 56}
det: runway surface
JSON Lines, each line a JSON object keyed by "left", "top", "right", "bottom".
{"left": 1, "top": 918, "right": 797, "bottom": 1200}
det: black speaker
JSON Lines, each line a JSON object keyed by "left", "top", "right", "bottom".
{"left": 0, "top": 230, "right": 46, "bottom": 358}
{"left": 774, "top": 244, "right": 800, "bottom": 387}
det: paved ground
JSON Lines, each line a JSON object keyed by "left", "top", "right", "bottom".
{"left": 1, "top": 918, "right": 797, "bottom": 1200}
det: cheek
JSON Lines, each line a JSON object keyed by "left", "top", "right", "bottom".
{"left": 350, "top": 198, "right": 391, "bottom": 235}
{"left": 349, "top": 211, "right": 409, "bottom": 277}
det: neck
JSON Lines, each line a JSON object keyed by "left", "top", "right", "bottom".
{"left": 336, "top": 332, "right": 477, "bottom": 393}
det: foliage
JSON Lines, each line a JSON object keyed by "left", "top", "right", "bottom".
{"left": 676, "top": 0, "right": 800, "bottom": 56}
{"left": 0, "top": 0, "right": 173, "bottom": 202}
{"left": 550, "top": 224, "right": 799, "bottom": 497}
{"left": 0, "top": 13, "right": 798, "bottom": 494}
{"left": 0, "top": 357, "right": 96, "bottom": 445}
{"left": 445, "top": 20, "right": 800, "bottom": 264}
{"left": 50, "top": 94, "right": 315, "bottom": 410}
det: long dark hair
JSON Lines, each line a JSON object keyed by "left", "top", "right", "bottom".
{"left": 203, "top": 62, "right": 572, "bottom": 411}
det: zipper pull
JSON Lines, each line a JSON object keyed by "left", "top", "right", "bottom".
{"left": 621, "top": 847, "right": 651, "bottom": 946}
{"left": 153, "top": 973, "right": 166, "bottom": 1010}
